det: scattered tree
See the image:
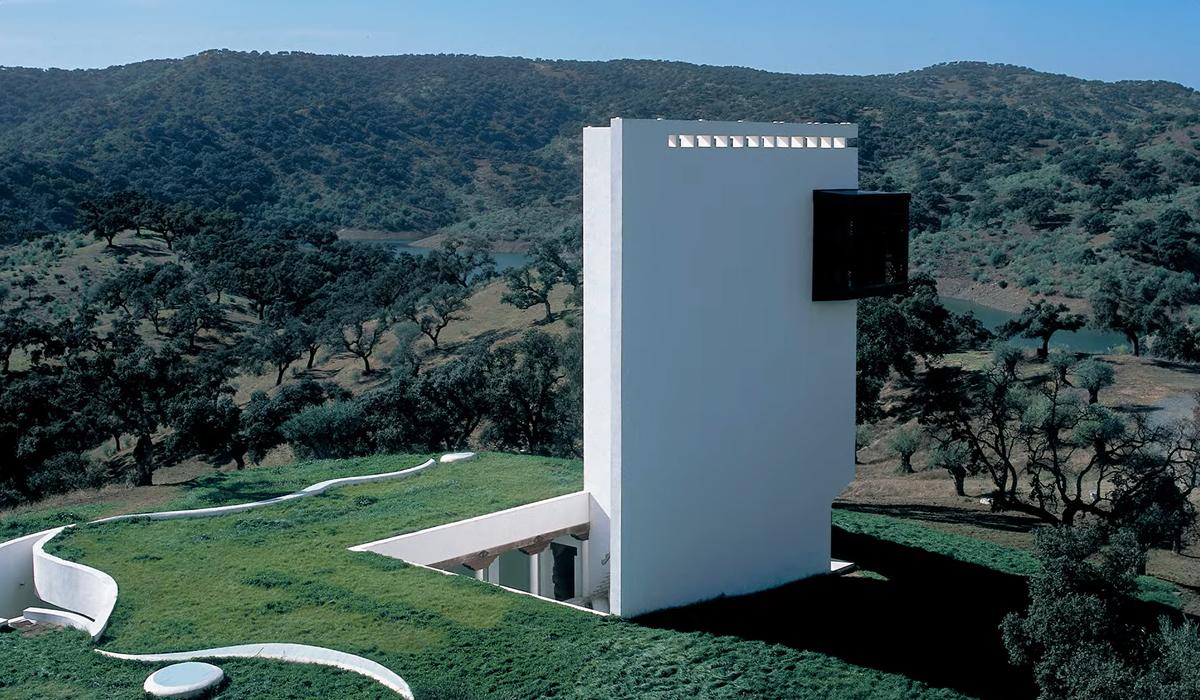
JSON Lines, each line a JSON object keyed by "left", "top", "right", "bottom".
{"left": 1075, "top": 359, "right": 1115, "bottom": 404}
{"left": 502, "top": 262, "right": 557, "bottom": 323}
{"left": 1001, "top": 300, "right": 1086, "bottom": 358}
{"left": 402, "top": 284, "right": 468, "bottom": 351}
{"left": 889, "top": 426, "right": 922, "bottom": 474}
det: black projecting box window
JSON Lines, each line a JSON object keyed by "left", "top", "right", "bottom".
{"left": 812, "top": 189, "right": 910, "bottom": 301}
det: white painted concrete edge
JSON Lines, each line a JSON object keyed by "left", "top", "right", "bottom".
{"left": 22, "top": 606, "right": 97, "bottom": 635}
{"left": 829, "top": 559, "right": 858, "bottom": 575}
{"left": 31, "top": 526, "right": 117, "bottom": 640}
{"left": 349, "top": 491, "right": 590, "bottom": 564}
{"left": 90, "top": 458, "right": 438, "bottom": 524}
{"left": 438, "top": 452, "right": 476, "bottom": 464}
{"left": 97, "top": 643, "right": 414, "bottom": 699}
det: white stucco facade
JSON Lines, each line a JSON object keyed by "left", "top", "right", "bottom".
{"left": 583, "top": 118, "right": 859, "bottom": 617}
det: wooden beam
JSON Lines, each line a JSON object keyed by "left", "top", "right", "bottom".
{"left": 460, "top": 553, "right": 498, "bottom": 573}
{"left": 430, "top": 522, "right": 590, "bottom": 570}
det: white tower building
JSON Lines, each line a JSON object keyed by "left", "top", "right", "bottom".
{"left": 584, "top": 118, "right": 871, "bottom": 616}
{"left": 355, "top": 118, "right": 907, "bottom": 619}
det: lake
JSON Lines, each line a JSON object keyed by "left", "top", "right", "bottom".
{"left": 353, "top": 239, "right": 531, "bottom": 272}
{"left": 941, "top": 297, "right": 1126, "bottom": 354}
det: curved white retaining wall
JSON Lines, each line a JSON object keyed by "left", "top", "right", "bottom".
{"left": 2, "top": 456, "right": 444, "bottom": 635}
{"left": 98, "top": 643, "right": 413, "bottom": 698}
{"left": 1, "top": 453, "right": 468, "bottom": 690}
{"left": 91, "top": 458, "right": 438, "bottom": 525}
{"left": 0, "top": 527, "right": 56, "bottom": 620}
{"left": 32, "top": 527, "right": 117, "bottom": 640}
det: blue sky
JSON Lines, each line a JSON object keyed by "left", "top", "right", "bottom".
{"left": 1, "top": 0, "right": 1197, "bottom": 88}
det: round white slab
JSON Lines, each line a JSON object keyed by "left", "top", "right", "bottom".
{"left": 144, "top": 661, "right": 224, "bottom": 698}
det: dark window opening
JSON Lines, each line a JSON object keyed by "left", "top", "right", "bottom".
{"left": 812, "top": 189, "right": 910, "bottom": 301}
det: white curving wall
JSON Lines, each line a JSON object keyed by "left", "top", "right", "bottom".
{"left": 1, "top": 456, "right": 442, "bottom": 639}
{"left": 90, "top": 458, "right": 437, "bottom": 525}
{"left": 584, "top": 119, "right": 859, "bottom": 617}
{"left": 0, "top": 528, "right": 54, "bottom": 620}
{"left": 99, "top": 643, "right": 414, "bottom": 699}
{"left": 32, "top": 527, "right": 118, "bottom": 639}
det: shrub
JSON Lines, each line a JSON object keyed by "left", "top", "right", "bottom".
{"left": 26, "top": 453, "right": 104, "bottom": 498}
{"left": 280, "top": 402, "right": 370, "bottom": 459}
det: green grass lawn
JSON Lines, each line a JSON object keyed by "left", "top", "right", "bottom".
{"left": 3, "top": 454, "right": 967, "bottom": 699}
{"left": 833, "top": 508, "right": 1180, "bottom": 608}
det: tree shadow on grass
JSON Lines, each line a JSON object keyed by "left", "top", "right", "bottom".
{"left": 176, "top": 473, "right": 300, "bottom": 507}
{"left": 635, "top": 528, "right": 1038, "bottom": 700}
{"left": 1148, "top": 359, "right": 1200, "bottom": 375}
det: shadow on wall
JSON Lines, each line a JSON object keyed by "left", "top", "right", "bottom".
{"left": 634, "top": 528, "right": 1038, "bottom": 700}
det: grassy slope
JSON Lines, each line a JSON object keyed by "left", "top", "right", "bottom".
{"left": 834, "top": 509, "right": 1180, "bottom": 608}
{"left": 3, "top": 454, "right": 964, "bottom": 700}
{"left": 0, "top": 632, "right": 384, "bottom": 700}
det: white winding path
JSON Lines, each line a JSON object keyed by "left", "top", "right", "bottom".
{"left": 91, "top": 457, "right": 438, "bottom": 524}
{"left": 99, "top": 643, "right": 414, "bottom": 699}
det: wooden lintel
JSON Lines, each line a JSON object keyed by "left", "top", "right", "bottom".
{"left": 459, "top": 552, "right": 498, "bottom": 572}
{"left": 430, "top": 521, "right": 590, "bottom": 570}
{"left": 518, "top": 540, "right": 550, "bottom": 556}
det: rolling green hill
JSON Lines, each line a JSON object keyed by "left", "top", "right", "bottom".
{"left": 2, "top": 52, "right": 1198, "bottom": 300}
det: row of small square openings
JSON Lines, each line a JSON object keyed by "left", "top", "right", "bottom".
{"left": 668, "top": 135, "right": 850, "bottom": 149}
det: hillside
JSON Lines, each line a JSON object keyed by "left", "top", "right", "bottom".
{"left": 2, "top": 53, "right": 1199, "bottom": 302}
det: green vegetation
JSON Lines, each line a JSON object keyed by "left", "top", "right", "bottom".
{"left": 833, "top": 509, "right": 1179, "bottom": 608}
{"left": 1002, "top": 527, "right": 1200, "bottom": 700}
{"left": 0, "top": 206, "right": 583, "bottom": 505}
{"left": 999, "top": 300, "right": 1085, "bottom": 358}
{"left": 855, "top": 273, "right": 992, "bottom": 421}
{"left": 4, "top": 453, "right": 966, "bottom": 699}
{"left": 835, "top": 508, "right": 1039, "bottom": 577}
{"left": 1, "top": 54, "right": 1198, "bottom": 304}
{"left": 0, "top": 631, "right": 384, "bottom": 700}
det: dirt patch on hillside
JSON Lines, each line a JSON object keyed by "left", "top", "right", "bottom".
{"left": 938, "top": 275, "right": 1088, "bottom": 313}
{"left": 335, "top": 228, "right": 425, "bottom": 241}
{"left": 409, "top": 231, "right": 532, "bottom": 253}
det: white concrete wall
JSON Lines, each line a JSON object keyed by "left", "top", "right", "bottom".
{"left": 0, "top": 528, "right": 53, "bottom": 620}
{"left": 349, "top": 491, "right": 590, "bottom": 565}
{"left": 583, "top": 125, "right": 618, "bottom": 605}
{"left": 32, "top": 527, "right": 118, "bottom": 639}
{"left": 584, "top": 119, "right": 859, "bottom": 617}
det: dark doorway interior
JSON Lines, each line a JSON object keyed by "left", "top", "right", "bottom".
{"left": 551, "top": 542, "right": 576, "bottom": 601}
